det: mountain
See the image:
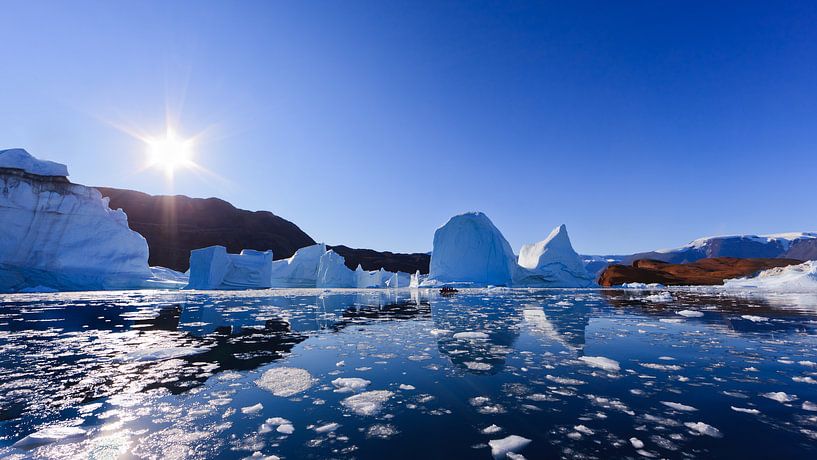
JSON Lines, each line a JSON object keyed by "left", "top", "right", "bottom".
{"left": 96, "top": 187, "right": 316, "bottom": 272}
{"left": 598, "top": 257, "right": 804, "bottom": 287}
{"left": 328, "top": 245, "right": 429, "bottom": 274}
{"left": 96, "top": 187, "right": 431, "bottom": 274}
{"left": 624, "top": 233, "right": 817, "bottom": 264}
{"left": 582, "top": 232, "right": 817, "bottom": 277}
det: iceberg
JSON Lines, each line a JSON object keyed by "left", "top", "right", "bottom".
{"left": 187, "top": 243, "right": 407, "bottom": 290}
{"left": 186, "top": 245, "right": 273, "bottom": 290}
{"left": 424, "top": 212, "right": 517, "bottom": 287}
{"left": 316, "top": 249, "right": 356, "bottom": 288}
{"left": 0, "top": 149, "right": 159, "bottom": 292}
{"left": 269, "top": 243, "right": 326, "bottom": 288}
{"left": 723, "top": 260, "right": 817, "bottom": 292}
{"left": 514, "top": 224, "right": 596, "bottom": 287}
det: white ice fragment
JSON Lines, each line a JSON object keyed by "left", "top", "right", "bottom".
{"left": 731, "top": 406, "right": 760, "bottom": 414}
{"left": 465, "top": 361, "right": 493, "bottom": 371}
{"left": 241, "top": 403, "right": 264, "bottom": 414}
{"left": 399, "top": 384, "right": 416, "bottom": 391}
{"left": 661, "top": 401, "right": 697, "bottom": 411}
{"left": 677, "top": 310, "right": 704, "bottom": 318}
{"left": 488, "top": 435, "right": 532, "bottom": 458}
{"left": 482, "top": 424, "right": 503, "bottom": 434}
{"left": 453, "top": 331, "right": 490, "bottom": 340}
{"left": 579, "top": 356, "right": 621, "bottom": 372}
{"left": 762, "top": 391, "right": 797, "bottom": 403}
{"left": 741, "top": 315, "right": 768, "bottom": 322}
{"left": 277, "top": 424, "right": 294, "bottom": 434}
{"left": 802, "top": 401, "right": 817, "bottom": 411}
{"left": 684, "top": 422, "right": 722, "bottom": 438}
{"left": 256, "top": 367, "right": 314, "bottom": 397}
{"left": 629, "top": 437, "right": 644, "bottom": 449}
{"left": 331, "top": 377, "right": 371, "bottom": 393}
{"left": 314, "top": 422, "right": 340, "bottom": 433}
{"left": 341, "top": 390, "right": 394, "bottom": 416}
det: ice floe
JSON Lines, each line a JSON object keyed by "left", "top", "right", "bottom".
{"left": 256, "top": 367, "right": 314, "bottom": 397}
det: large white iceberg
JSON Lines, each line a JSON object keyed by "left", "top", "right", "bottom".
{"left": 424, "top": 212, "right": 517, "bottom": 287}
{"left": 316, "top": 249, "right": 356, "bottom": 288}
{"left": 270, "top": 243, "right": 326, "bottom": 288}
{"left": 186, "top": 245, "right": 272, "bottom": 289}
{"left": 723, "top": 260, "right": 817, "bottom": 292}
{"left": 0, "top": 149, "right": 162, "bottom": 292}
{"left": 514, "top": 224, "right": 596, "bottom": 287}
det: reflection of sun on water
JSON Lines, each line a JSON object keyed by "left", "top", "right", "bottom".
{"left": 145, "top": 127, "right": 195, "bottom": 177}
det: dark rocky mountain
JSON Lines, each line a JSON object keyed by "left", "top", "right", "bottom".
{"left": 598, "top": 257, "right": 803, "bottom": 287}
{"left": 328, "top": 245, "right": 430, "bottom": 274}
{"left": 96, "top": 187, "right": 316, "bottom": 272}
{"left": 96, "top": 187, "right": 431, "bottom": 274}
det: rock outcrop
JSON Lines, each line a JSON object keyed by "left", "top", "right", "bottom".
{"left": 598, "top": 257, "right": 804, "bottom": 287}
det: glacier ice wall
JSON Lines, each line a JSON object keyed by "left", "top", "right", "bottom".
{"left": 0, "top": 149, "right": 154, "bottom": 292}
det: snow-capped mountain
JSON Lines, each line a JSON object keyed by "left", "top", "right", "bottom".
{"left": 624, "top": 232, "right": 817, "bottom": 265}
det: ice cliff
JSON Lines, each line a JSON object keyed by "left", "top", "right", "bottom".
{"left": 0, "top": 148, "right": 180, "bottom": 292}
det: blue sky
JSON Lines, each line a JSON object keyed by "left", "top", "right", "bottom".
{"left": 1, "top": 1, "right": 815, "bottom": 255}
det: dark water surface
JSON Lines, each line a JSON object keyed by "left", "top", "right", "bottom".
{"left": 1, "top": 288, "right": 816, "bottom": 459}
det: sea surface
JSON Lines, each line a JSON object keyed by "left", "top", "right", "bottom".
{"left": 1, "top": 288, "right": 816, "bottom": 459}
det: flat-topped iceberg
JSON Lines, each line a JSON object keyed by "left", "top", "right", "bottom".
{"left": 187, "top": 246, "right": 273, "bottom": 289}
{"left": 424, "top": 212, "right": 517, "bottom": 287}
{"left": 270, "top": 243, "right": 326, "bottom": 288}
{"left": 723, "top": 260, "right": 817, "bottom": 292}
{"left": 514, "top": 224, "right": 596, "bottom": 287}
{"left": 0, "top": 149, "right": 166, "bottom": 292}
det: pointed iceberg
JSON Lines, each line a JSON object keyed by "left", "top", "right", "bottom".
{"left": 425, "top": 212, "right": 517, "bottom": 287}
{"left": 515, "top": 224, "right": 596, "bottom": 287}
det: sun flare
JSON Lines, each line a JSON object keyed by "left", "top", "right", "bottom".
{"left": 145, "top": 128, "right": 195, "bottom": 176}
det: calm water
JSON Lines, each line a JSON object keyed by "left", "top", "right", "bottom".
{"left": 1, "top": 288, "right": 816, "bottom": 459}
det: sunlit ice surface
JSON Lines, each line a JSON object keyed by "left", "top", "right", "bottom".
{"left": 0, "top": 288, "right": 816, "bottom": 459}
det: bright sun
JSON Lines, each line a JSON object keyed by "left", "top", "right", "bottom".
{"left": 146, "top": 128, "right": 195, "bottom": 176}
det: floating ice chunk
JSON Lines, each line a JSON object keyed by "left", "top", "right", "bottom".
{"left": 277, "top": 424, "right": 294, "bottom": 434}
{"left": 256, "top": 367, "right": 314, "bottom": 397}
{"left": 629, "top": 437, "right": 644, "bottom": 449}
{"left": 763, "top": 391, "right": 797, "bottom": 403}
{"left": 488, "top": 435, "right": 532, "bottom": 458}
{"left": 453, "top": 331, "right": 490, "bottom": 340}
{"left": 366, "top": 424, "right": 399, "bottom": 439}
{"left": 13, "top": 425, "right": 87, "bottom": 448}
{"left": 399, "top": 384, "right": 416, "bottom": 390}
{"left": 579, "top": 356, "right": 621, "bottom": 372}
{"left": 677, "top": 310, "right": 704, "bottom": 318}
{"left": 331, "top": 377, "right": 372, "bottom": 393}
{"left": 684, "top": 422, "right": 723, "bottom": 438}
{"left": 731, "top": 406, "right": 760, "bottom": 414}
{"left": 482, "top": 424, "right": 503, "bottom": 434}
{"left": 546, "top": 375, "right": 585, "bottom": 385}
{"left": 642, "top": 363, "right": 682, "bottom": 371}
{"left": 741, "top": 315, "right": 769, "bottom": 322}
{"left": 646, "top": 292, "right": 673, "bottom": 302}
{"left": 341, "top": 390, "right": 393, "bottom": 416}
{"left": 314, "top": 422, "right": 340, "bottom": 433}
{"left": 724, "top": 261, "right": 817, "bottom": 292}
{"left": 465, "top": 361, "right": 493, "bottom": 371}
{"left": 574, "top": 425, "right": 594, "bottom": 435}
{"left": 661, "top": 401, "right": 698, "bottom": 411}
{"left": 241, "top": 403, "right": 264, "bottom": 414}
{"left": 121, "top": 346, "right": 209, "bottom": 362}
{"left": 803, "top": 401, "right": 817, "bottom": 411}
